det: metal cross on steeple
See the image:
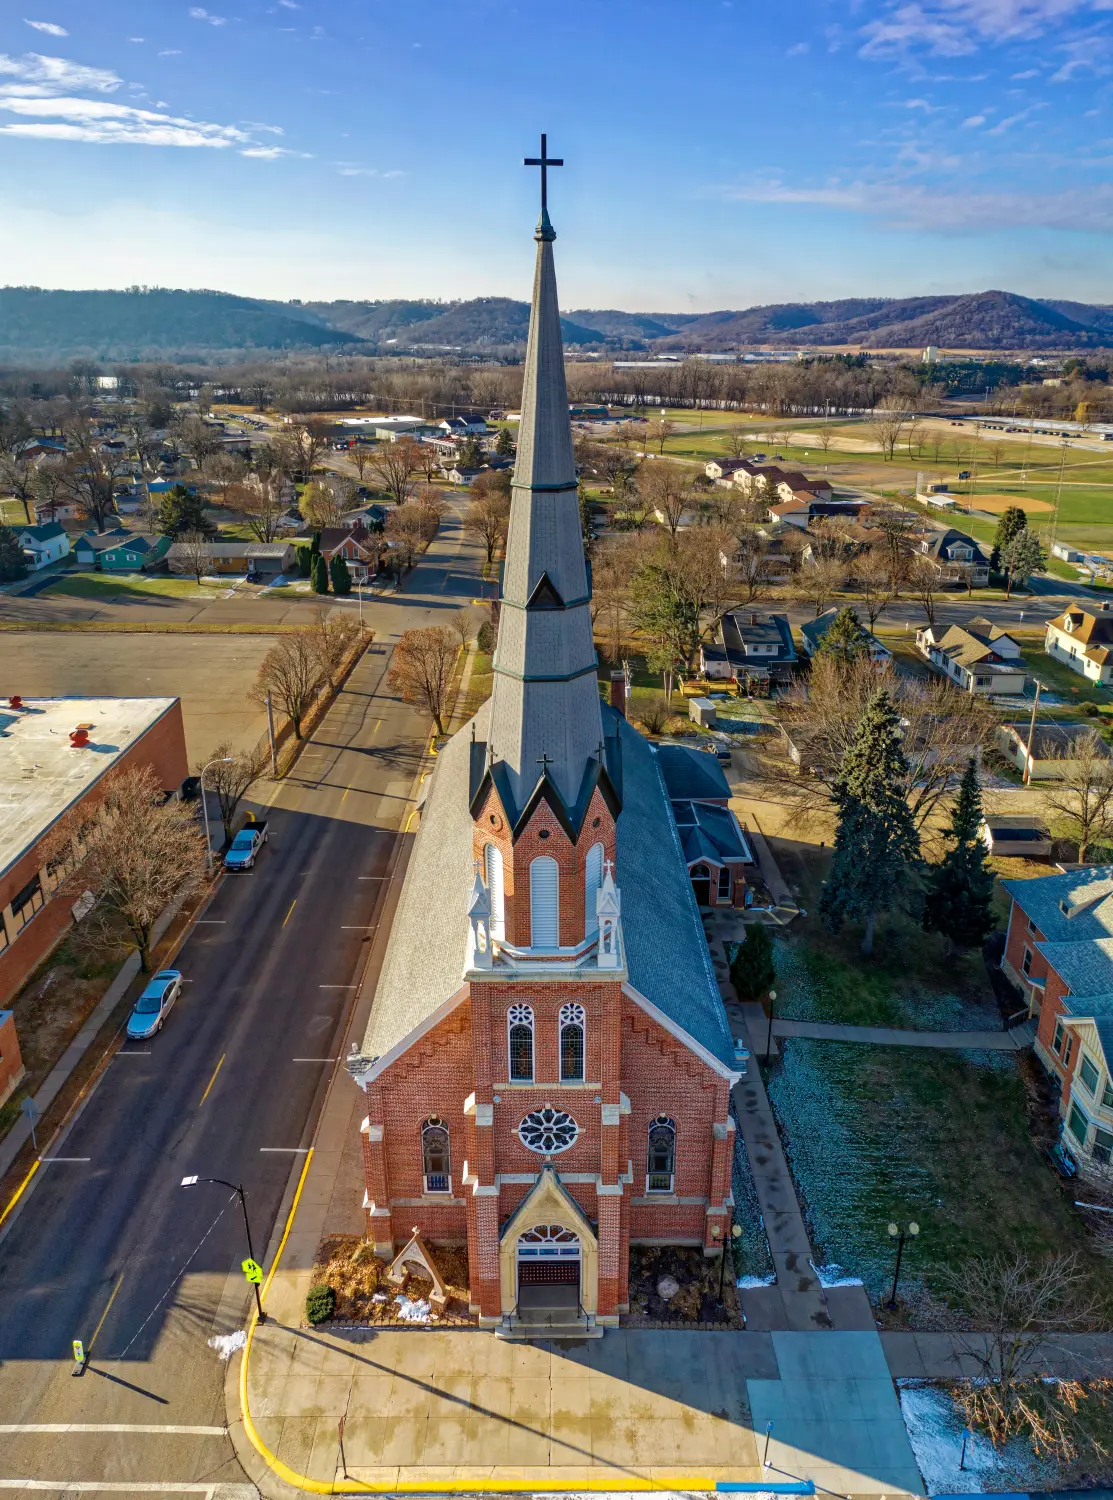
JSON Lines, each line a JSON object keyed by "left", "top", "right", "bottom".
{"left": 524, "top": 133, "right": 563, "bottom": 215}
{"left": 537, "top": 752, "right": 554, "bottom": 775}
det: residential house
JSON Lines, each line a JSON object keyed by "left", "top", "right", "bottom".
{"left": 99, "top": 534, "right": 172, "bottom": 573}
{"left": 981, "top": 815, "right": 1053, "bottom": 861}
{"left": 1045, "top": 605, "right": 1113, "bottom": 685}
{"left": 1001, "top": 867, "right": 1113, "bottom": 1178}
{"left": 995, "top": 722, "right": 1112, "bottom": 782}
{"left": 437, "top": 413, "right": 489, "bottom": 437}
{"left": 33, "top": 496, "right": 79, "bottom": 524}
{"left": 318, "top": 522, "right": 381, "bottom": 582}
{"left": 919, "top": 528, "right": 990, "bottom": 587}
{"left": 654, "top": 743, "right": 754, "bottom": 909}
{"left": 73, "top": 529, "right": 132, "bottom": 568}
{"left": 701, "top": 610, "right": 796, "bottom": 688}
{"left": 447, "top": 466, "right": 484, "bottom": 487}
{"left": 705, "top": 458, "right": 749, "bottom": 485}
{"left": 773, "top": 472, "right": 833, "bottom": 505}
{"left": 799, "top": 607, "right": 891, "bottom": 667}
{"left": 166, "top": 539, "right": 289, "bottom": 577}
{"left": 915, "top": 622, "right": 1027, "bottom": 695}
{"left": 766, "top": 500, "right": 811, "bottom": 530}
{"left": 16, "top": 522, "right": 70, "bottom": 571}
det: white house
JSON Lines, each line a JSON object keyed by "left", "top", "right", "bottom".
{"left": 17, "top": 522, "right": 70, "bottom": 571}
{"left": 1045, "top": 606, "right": 1113, "bottom": 685}
{"left": 916, "top": 621, "right": 1027, "bottom": 695}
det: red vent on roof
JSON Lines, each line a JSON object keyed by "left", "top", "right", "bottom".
{"left": 70, "top": 728, "right": 90, "bottom": 748}
{"left": 9, "top": 696, "right": 22, "bottom": 710}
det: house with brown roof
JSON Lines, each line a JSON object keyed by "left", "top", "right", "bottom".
{"left": 1045, "top": 604, "right": 1113, "bottom": 685}
{"left": 915, "top": 621, "right": 1027, "bottom": 694}
{"left": 318, "top": 522, "right": 381, "bottom": 581}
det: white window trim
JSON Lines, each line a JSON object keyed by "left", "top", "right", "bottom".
{"left": 507, "top": 1003, "right": 534, "bottom": 1084}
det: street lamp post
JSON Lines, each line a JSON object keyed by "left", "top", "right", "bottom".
{"left": 182, "top": 1175, "right": 266, "bottom": 1323}
{"left": 886, "top": 1220, "right": 919, "bottom": 1311}
{"left": 765, "top": 989, "right": 778, "bottom": 1063}
{"left": 200, "top": 757, "right": 232, "bottom": 876}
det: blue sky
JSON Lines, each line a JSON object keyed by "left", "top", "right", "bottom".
{"left": 0, "top": 0, "right": 1111, "bottom": 309}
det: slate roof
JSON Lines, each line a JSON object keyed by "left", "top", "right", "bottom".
{"left": 75, "top": 528, "right": 130, "bottom": 552}
{"left": 923, "top": 528, "right": 988, "bottom": 564}
{"left": 1036, "top": 937, "right": 1113, "bottom": 997}
{"left": 1003, "top": 865, "right": 1113, "bottom": 942}
{"left": 670, "top": 800, "right": 752, "bottom": 865}
{"left": 361, "top": 702, "right": 736, "bottom": 1071}
{"left": 653, "top": 743, "right": 731, "bottom": 803}
{"left": 18, "top": 522, "right": 66, "bottom": 543}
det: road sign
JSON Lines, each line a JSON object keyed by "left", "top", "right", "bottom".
{"left": 72, "top": 1340, "right": 85, "bottom": 1365}
{"left": 20, "top": 1097, "right": 40, "bottom": 1121}
{"left": 241, "top": 1258, "right": 263, "bottom": 1284}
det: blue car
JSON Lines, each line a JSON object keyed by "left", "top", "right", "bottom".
{"left": 126, "top": 970, "right": 183, "bottom": 1040}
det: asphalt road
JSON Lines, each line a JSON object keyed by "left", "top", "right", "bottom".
{"left": 0, "top": 499, "right": 483, "bottom": 1492}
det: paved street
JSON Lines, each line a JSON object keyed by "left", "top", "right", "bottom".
{"left": 0, "top": 499, "right": 484, "bottom": 1494}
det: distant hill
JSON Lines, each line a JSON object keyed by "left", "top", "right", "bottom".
{"left": 0, "top": 285, "right": 1110, "bottom": 361}
{"left": 0, "top": 287, "right": 361, "bottom": 361}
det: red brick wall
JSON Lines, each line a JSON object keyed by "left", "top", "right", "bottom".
{"left": 1003, "top": 897, "right": 1047, "bottom": 987}
{"left": 1035, "top": 968, "right": 1079, "bottom": 1105}
{"left": 0, "top": 1010, "right": 25, "bottom": 1104}
{"left": 0, "top": 700, "right": 189, "bottom": 1007}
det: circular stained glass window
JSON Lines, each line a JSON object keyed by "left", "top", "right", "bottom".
{"left": 518, "top": 1107, "right": 579, "bottom": 1155}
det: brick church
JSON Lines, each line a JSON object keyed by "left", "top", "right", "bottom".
{"left": 348, "top": 153, "right": 743, "bottom": 1334}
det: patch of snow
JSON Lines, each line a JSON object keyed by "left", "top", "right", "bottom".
{"left": 736, "top": 1274, "right": 776, "bottom": 1289}
{"left": 899, "top": 1379, "right": 1056, "bottom": 1493}
{"left": 372, "top": 1292, "right": 388, "bottom": 1304}
{"left": 207, "top": 1329, "right": 247, "bottom": 1361}
{"left": 393, "top": 1295, "right": 431, "bottom": 1323}
{"left": 810, "top": 1259, "right": 863, "bottom": 1287}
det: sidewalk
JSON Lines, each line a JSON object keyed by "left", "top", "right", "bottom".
{"left": 882, "top": 1330, "right": 1113, "bottom": 1379}
{"left": 771, "top": 1017, "right": 1036, "bottom": 1051}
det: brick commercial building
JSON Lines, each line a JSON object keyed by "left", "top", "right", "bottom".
{"left": 1002, "top": 867, "right": 1113, "bottom": 1179}
{"left": 0, "top": 696, "right": 189, "bottom": 1007}
{"left": 348, "top": 195, "right": 743, "bottom": 1335}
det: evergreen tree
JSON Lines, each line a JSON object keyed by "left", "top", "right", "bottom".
{"left": 312, "top": 553, "right": 329, "bottom": 594}
{"left": 922, "top": 757, "right": 997, "bottom": 954}
{"left": 157, "top": 484, "right": 215, "bottom": 538}
{"left": 730, "top": 924, "right": 776, "bottom": 1000}
{"left": 0, "top": 523, "right": 28, "bottom": 582}
{"left": 458, "top": 434, "right": 484, "bottom": 468}
{"left": 993, "top": 505, "right": 1028, "bottom": 558}
{"left": 816, "top": 605, "right": 867, "bottom": 666}
{"left": 297, "top": 543, "right": 313, "bottom": 577}
{"left": 819, "top": 689, "right": 921, "bottom": 956}
{"left": 329, "top": 553, "right": 352, "bottom": 595}
{"left": 1002, "top": 529, "right": 1047, "bottom": 598}
{"left": 495, "top": 426, "right": 514, "bottom": 458}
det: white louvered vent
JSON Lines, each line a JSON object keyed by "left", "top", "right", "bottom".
{"left": 584, "top": 841, "right": 604, "bottom": 938}
{"left": 485, "top": 843, "right": 505, "bottom": 940}
{"left": 530, "top": 856, "right": 559, "bottom": 948}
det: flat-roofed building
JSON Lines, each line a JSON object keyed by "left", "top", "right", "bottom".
{"left": 0, "top": 696, "right": 188, "bottom": 1006}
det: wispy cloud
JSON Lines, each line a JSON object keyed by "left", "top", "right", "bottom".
{"left": 188, "top": 7, "right": 227, "bottom": 24}
{"left": 158, "top": 49, "right": 182, "bottom": 55}
{"left": 962, "top": 112, "right": 987, "bottom": 124}
{"left": 335, "top": 163, "right": 404, "bottom": 178}
{"left": 241, "top": 144, "right": 311, "bottom": 158}
{"left": 787, "top": 41, "right": 809, "bottom": 54}
{"left": 860, "top": 0, "right": 1113, "bottom": 60}
{"left": 0, "top": 53, "right": 120, "bottom": 93}
{"left": 720, "top": 173, "right": 1113, "bottom": 232}
{"left": 24, "top": 19, "right": 67, "bottom": 36}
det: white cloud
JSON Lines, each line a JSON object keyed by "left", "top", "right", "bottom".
{"left": 0, "top": 94, "right": 255, "bottom": 147}
{"left": 128, "top": 37, "right": 145, "bottom": 43}
{"left": 278, "top": 1, "right": 299, "bottom": 7}
{"left": 962, "top": 112, "right": 987, "bottom": 124}
{"left": 720, "top": 174, "right": 1113, "bottom": 232}
{"left": 188, "top": 7, "right": 227, "bottom": 24}
{"left": 1011, "top": 66, "right": 1040, "bottom": 74}
{"left": 0, "top": 52, "right": 121, "bottom": 94}
{"left": 787, "top": 41, "right": 809, "bottom": 54}
{"left": 158, "top": 49, "right": 182, "bottom": 55}
{"left": 24, "top": 19, "right": 67, "bottom": 35}
{"left": 240, "top": 144, "right": 310, "bottom": 158}
{"left": 860, "top": 0, "right": 1113, "bottom": 59}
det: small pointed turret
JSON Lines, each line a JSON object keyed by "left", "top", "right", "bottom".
{"left": 487, "top": 139, "right": 604, "bottom": 817}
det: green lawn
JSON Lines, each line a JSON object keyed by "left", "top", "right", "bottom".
{"left": 0, "top": 497, "right": 32, "bottom": 526}
{"left": 45, "top": 572, "right": 227, "bottom": 601}
{"left": 1018, "top": 645, "right": 1113, "bottom": 707}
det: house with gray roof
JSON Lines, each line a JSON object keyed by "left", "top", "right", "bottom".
{"left": 17, "top": 522, "right": 70, "bottom": 571}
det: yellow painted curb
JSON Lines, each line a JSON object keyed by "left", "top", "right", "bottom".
{"left": 0, "top": 1158, "right": 39, "bottom": 1231}
{"left": 238, "top": 1150, "right": 721, "bottom": 1493}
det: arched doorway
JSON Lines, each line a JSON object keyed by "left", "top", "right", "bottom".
{"left": 517, "top": 1224, "right": 581, "bottom": 1318}
{"left": 690, "top": 863, "right": 712, "bottom": 906}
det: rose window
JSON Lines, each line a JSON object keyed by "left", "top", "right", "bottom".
{"left": 518, "top": 1107, "right": 580, "bottom": 1155}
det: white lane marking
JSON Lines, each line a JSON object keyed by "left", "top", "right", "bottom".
{"left": 357, "top": 876, "right": 386, "bottom": 881}
{"left": 340, "top": 925, "right": 377, "bottom": 930}
{"left": 38, "top": 1157, "right": 90, "bottom": 1163}
{"left": 259, "top": 1147, "right": 309, "bottom": 1153}
{"left": 292, "top": 1058, "right": 336, "bottom": 1063}
{"left": 0, "top": 1485, "right": 216, "bottom": 1494}
{"left": 318, "top": 984, "right": 356, "bottom": 989}
{"left": 0, "top": 1425, "right": 226, "bottom": 1435}
{"left": 116, "top": 1051, "right": 151, "bottom": 1056}
{"left": 195, "top": 920, "right": 226, "bottom": 925}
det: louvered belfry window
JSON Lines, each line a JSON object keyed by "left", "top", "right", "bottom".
{"left": 530, "top": 856, "right": 559, "bottom": 947}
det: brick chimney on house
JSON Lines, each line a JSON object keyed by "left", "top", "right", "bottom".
{"left": 609, "top": 670, "right": 626, "bottom": 718}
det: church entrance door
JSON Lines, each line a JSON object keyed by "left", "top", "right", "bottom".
{"left": 517, "top": 1224, "right": 581, "bottom": 1317}
{"left": 690, "top": 863, "right": 712, "bottom": 906}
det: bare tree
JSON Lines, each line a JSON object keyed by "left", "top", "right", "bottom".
{"left": 173, "top": 414, "right": 223, "bottom": 475}
{"left": 32, "top": 456, "right": 68, "bottom": 524}
{"left": 854, "top": 547, "right": 896, "bottom": 631}
{"left": 202, "top": 740, "right": 269, "bottom": 840}
{"left": 347, "top": 442, "right": 373, "bottom": 484}
{"left": 907, "top": 555, "right": 941, "bottom": 630}
{"left": 905, "top": 421, "right": 927, "bottom": 460}
{"left": 236, "top": 474, "right": 288, "bottom": 543}
{"left": 801, "top": 554, "right": 845, "bottom": 616}
{"left": 0, "top": 453, "right": 36, "bottom": 524}
{"left": 989, "top": 440, "right": 1007, "bottom": 468}
{"left": 733, "top": 528, "right": 775, "bottom": 606}
{"left": 55, "top": 764, "right": 206, "bottom": 970}
{"left": 451, "top": 608, "right": 473, "bottom": 649}
{"left": 388, "top": 625, "right": 458, "bottom": 734}
{"left": 772, "top": 655, "right": 993, "bottom": 829}
{"left": 943, "top": 1253, "right": 1098, "bottom": 1458}
{"left": 724, "top": 426, "right": 748, "bottom": 459}
{"left": 368, "top": 436, "right": 422, "bottom": 506}
{"left": 646, "top": 417, "right": 677, "bottom": 455}
{"left": 639, "top": 460, "right": 692, "bottom": 539}
{"left": 463, "top": 487, "right": 510, "bottom": 564}
{"left": 61, "top": 415, "right": 130, "bottom": 532}
{"left": 1043, "top": 730, "right": 1113, "bottom": 862}
{"left": 299, "top": 475, "right": 359, "bottom": 530}
{"left": 868, "top": 403, "right": 908, "bottom": 461}
{"left": 872, "top": 505, "right": 918, "bottom": 595}
{"left": 310, "top": 607, "right": 363, "bottom": 689}
{"left": 207, "top": 452, "right": 249, "bottom": 506}
{"left": 282, "top": 418, "right": 330, "bottom": 480}
{"left": 816, "top": 425, "right": 834, "bottom": 456}
{"left": 168, "top": 531, "right": 212, "bottom": 585}
{"left": 671, "top": 525, "right": 743, "bottom": 641}
{"left": 253, "top": 631, "right": 322, "bottom": 739}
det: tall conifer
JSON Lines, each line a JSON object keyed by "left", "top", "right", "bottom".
{"left": 922, "top": 757, "right": 996, "bottom": 954}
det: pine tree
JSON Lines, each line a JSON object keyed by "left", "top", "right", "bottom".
{"left": 0, "top": 524, "right": 28, "bottom": 582}
{"left": 993, "top": 505, "right": 1028, "bottom": 557}
{"left": 495, "top": 426, "right": 514, "bottom": 458}
{"left": 816, "top": 605, "right": 867, "bottom": 666}
{"left": 1002, "top": 529, "right": 1047, "bottom": 598}
{"left": 459, "top": 434, "right": 484, "bottom": 468}
{"left": 730, "top": 923, "right": 776, "bottom": 1000}
{"left": 819, "top": 689, "right": 921, "bottom": 956}
{"left": 157, "top": 484, "right": 214, "bottom": 538}
{"left": 312, "top": 553, "right": 329, "bottom": 594}
{"left": 297, "top": 543, "right": 313, "bottom": 577}
{"left": 329, "top": 553, "right": 352, "bottom": 595}
{"left": 922, "top": 757, "right": 997, "bottom": 954}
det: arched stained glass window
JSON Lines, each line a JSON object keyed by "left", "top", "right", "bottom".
{"left": 647, "top": 1115, "right": 676, "bottom": 1193}
{"left": 559, "top": 1002, "right": 585, "bottom": 1082}
{"left": 422, "top": 1117, "right": 451, "bottom": 1194}
{"left": 508, "top": 1004, "right": 534, "bottom": 1082}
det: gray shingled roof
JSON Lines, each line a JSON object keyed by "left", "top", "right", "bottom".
{"left": 1003, "top": 866, "right": 1113, "bottom": 942}
{"left": 1036, "top": 937, "right": 1113, "bottom": 997}
{"left": 654, "top": 743, "right": 731, "bottom": 803}
{"left": 361, "top": 702, "right": 736, "bottom": 1071}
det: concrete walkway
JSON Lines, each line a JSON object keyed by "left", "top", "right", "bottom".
{"left": 772, "top": 1017, "right": 1036, "bottom": 1050}
{"left": 882, "top": 1330, "right": 1113, "bottom": 1379}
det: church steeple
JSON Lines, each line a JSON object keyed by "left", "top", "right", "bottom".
{"left": 487, "top": 137, "right": 604, "bottom": 817}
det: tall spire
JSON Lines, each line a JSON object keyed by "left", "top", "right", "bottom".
{"left": 486, "top": 139, "right": 604, "bottom": 817}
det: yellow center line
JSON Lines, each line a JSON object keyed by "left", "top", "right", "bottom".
{"left": 199, "top": 1053, "right": 226, "bottom": 1106}
{"left": 282, "top": 900, "right": 296, "bottom": 928}
{"left": 87, "top": 1271, "right": 125, "bottom": 1352}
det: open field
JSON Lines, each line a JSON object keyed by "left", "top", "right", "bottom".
{"left": 44, "top": 572, "right": 231, "bottom": 601}
{"left": 0, "top": 631, "right": 277, "bottom": 762}
{"left": 973, "top": 492, "right": 1055, "bottom": 513}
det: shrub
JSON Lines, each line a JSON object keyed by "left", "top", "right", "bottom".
{"left": 477, "top": 619, "right": 495, "bottom": 654}
{"left": 305, "top": 1282, "right": 336, "bottom": 1324}
{"left": 638, "top": 695, "right": 670, "bottom": 735}
{"left": 1081, "top": 701, "right": 1101, "bottom": 718}
{"left": 730, "top": 923, "right": 776, "bottom": 1000}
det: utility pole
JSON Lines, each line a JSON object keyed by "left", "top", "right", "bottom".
{"left": 1024, "top": 680, "right": 1042, "bottom": 786}
{"left": 265, "top": 692, "right": 277, "bottom": 777}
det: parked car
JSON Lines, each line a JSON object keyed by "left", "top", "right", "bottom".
{"left": 126, "top": 970, "right": 183, "bottom": 1039}
{"left": 224, "top": 818, "right": 269, "bottom": 872}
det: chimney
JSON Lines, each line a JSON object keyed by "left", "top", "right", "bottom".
{"left": 70, "top": 727, "right": 90, "bottom": 748}
{"left": 9, "top": 696, "right": 22, "bottom": 710}
{"left": 750, "top": 612, "right": 759, "bottom": 627}
{"left": 609, "top": 670, "right": 627, "bottom": 718}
